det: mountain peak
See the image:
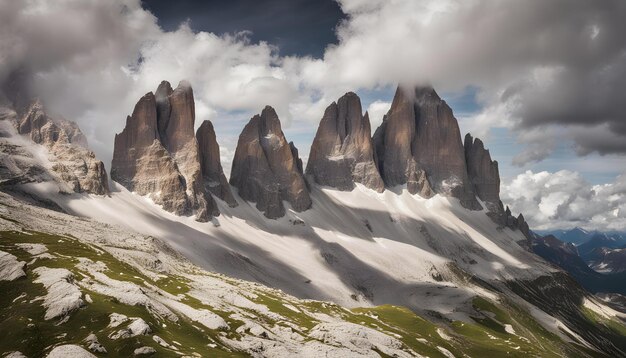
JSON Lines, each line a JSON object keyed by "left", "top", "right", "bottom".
{"left": 306, "top": 91, "right": 384, "bottom": 192}
{"left": 231, "top": 107, "right": 311, "bottom": 218}
{"left": 374, "top": 85, "right": 480, "bottom": 209}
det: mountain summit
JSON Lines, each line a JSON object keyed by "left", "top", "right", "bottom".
{"left": 373, "top": 86, "right": 481, "bottom": 209}
{"left": 230, "top": 106, "right": 311, "bottom": 218}
{"left": 306, "top": 92, "right": 384, "bottom": 192}
{"left": 111, "top": 81, "right": 232, "bottom": 221}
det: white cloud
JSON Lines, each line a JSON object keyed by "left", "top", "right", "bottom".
{"left": 365, "top": 100, "right": 390, "bottom": 129}
{"left": 2, "top": 0, "right": 626, "bottom": 173}
{"left": 502, "top": 170, "right": 626, "bottom": 231}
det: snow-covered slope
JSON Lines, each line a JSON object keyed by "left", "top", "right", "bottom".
{"left": 3, "top": 189, "right": 626, "bottom": 357}
{"left": 22, "top": 180, "right": 554, "bottom": 317}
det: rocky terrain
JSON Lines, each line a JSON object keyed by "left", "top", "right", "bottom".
{"left": 197, "top": 120, "right": 238, "bottom": 207}
{"left": 2, "top": 190, "right": 626, "bottom": 357}
{"left": 0, "top": 100, "right": 108, "bottom": 197}
{"left": 464, "top": 134, "right": 500, "bottom": 206}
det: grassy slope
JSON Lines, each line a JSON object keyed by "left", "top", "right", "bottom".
{"left": 2, "top": 228, "right": 625, "bottom": 357}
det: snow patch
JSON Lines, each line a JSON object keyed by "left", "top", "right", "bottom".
{"left": 437, "top": 346, "right": 456, "bottom": 358}
{"left": 437, "top": 328, "right": 452, "bottom": 341}
{"left": 504, "top": 324, "right": 516, "bottom": 335}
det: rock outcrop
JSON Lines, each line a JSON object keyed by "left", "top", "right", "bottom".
{"left": 160, "top": 81, "right": 215, "bottom": 221}
{"left": 373, "top": 86, "right": 479, "bottom": 209}
{"left": 13, "top": 99, "right": 108, "bottom": 195}
{"left": 196, "top": 120, "right": 237, "bottom": 207}
{"left": 230, "top": 106, "right": 311, "bottom": 219}
{"left": 464, "top": 134, "right": 500, "bottom": 205}
{"left": 306, "top": 92, "right": 384, "bottom": 192}
{"left": 111, "top": 81, "right": 223, "bottom": 221}
{"left": 111, "top": 92, "right": 191, "bottom": 215}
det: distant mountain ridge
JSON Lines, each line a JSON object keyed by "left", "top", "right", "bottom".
{"left": 538, "top": 227, "right": 626, "bottom": 246}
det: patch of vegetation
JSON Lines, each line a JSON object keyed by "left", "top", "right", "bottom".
{"left": 0, "top": 230, "right": 245, "bottom": 357}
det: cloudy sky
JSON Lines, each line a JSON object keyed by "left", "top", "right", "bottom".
{"left": 1, "top": 0, "right": 625, "bottom": 231}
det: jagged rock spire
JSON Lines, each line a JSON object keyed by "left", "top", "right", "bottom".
{"left": 306, "top": 92, "right": 384, "bottom": 192}
{"left": 111, "top": 91, "right": 191, "bottom": 215}
{"left": 111, "top": 80, "right": 222, "bottom": 221}
{"left": 230, "top": 106, "right": 311, "bottom": 219}
{"left": 373, "top": 85, "right": 480, "bottom": 209}
{"left": 464, "top": 133, "right": 500, "bottom": 204}
{"left": 196, "top": 120, "right": 237, "bottom": 207}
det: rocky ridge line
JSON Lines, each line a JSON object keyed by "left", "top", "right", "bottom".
{"left": 5, "top": 99, "right": 109, "bottom": 195}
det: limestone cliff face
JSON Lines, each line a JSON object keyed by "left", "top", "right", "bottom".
{"left": 111, "top": 81, "right": 223, "bottom": 221}
{"left": 373, "top": 86, "right": 479, "bottom": 209}
{"left": 160, "top": 81, "right": 215, "bottom": 221}
{"left": 230, "top": 106, "right": 311, "bottom": 219}
{"left": 306, "top": 92, "right": 384, "bottom": 192}
{"left": 464, "top": 133, "right": 500, "bottom": 204}
{"left": 111, "top": 92, "right": 191, "bottom": 215}
{"left": 16, "top": 99, "right": 108, "bottom": 195}
{"left": 196, "top": 120, "right": 237, "bottom": 207}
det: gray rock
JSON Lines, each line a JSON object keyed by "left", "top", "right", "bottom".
{"left": 196, "top": 120, "right": 237, "bottom": 207}
{"left": 160, "top": 81, "right": 215, "bottom": 221}
{"left": 111, "top": 92, "right": 192, "bottom": 216}
{"left": 112, "top": 81, "right": 219, "bottom": 221}
{"left": 16, "top": 100, "right": 108, "bottom": 195}
{"left": 133, "top": 346, "right": 156, "bottom": 356}
{"left": 373, "top": 86, "right": 480, "bottom": 209}
{"left": 230, "top": 106, "right": 311, "bottom": 218}
{"left": 155, "top": 80, "right": 173, "bottom": 143}
{"left": 306, "top": 92, "right": 384, "bottom": 192}
{"left": 464, "top": 133, "right": 500, "bottom": 204}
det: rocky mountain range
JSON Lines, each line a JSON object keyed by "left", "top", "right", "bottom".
{"left": 112, "top": 82, "right": 526, "bottom": 229}
{"left": 2, "top": 79, "right": 626, "bottom": 357}
{"left": 306, "top": 92, "right": 384, "bottom": 192}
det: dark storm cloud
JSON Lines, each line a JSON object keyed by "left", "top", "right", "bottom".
{"left": 142, "top": 0, "right": 344, "bottom": 57}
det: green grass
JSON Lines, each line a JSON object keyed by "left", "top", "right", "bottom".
{"left": 0, "top": 230, "right": 244, "bottom": 357}
{"left": 2, "top": 228, "right": 623, "bottom": 358}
